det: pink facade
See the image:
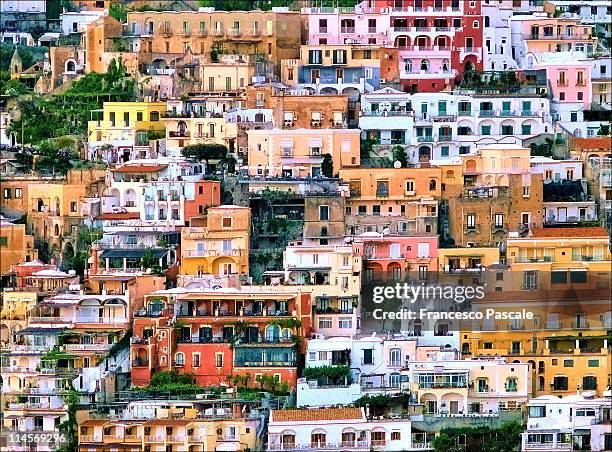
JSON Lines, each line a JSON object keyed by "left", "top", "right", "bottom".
{"left": 540, "top": 63, "right": 592, "bottom": 108}
{"left": 304, "top": 8, "right": 391, "bottom": 46}
{"left": 305, "top": 1, "right": 484, "bottom": 92}
{"left": 353, "top": 235, "right": 439, "bottom": 283}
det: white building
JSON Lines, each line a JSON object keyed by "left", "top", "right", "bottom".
{"left": 359, "top": 88, "right": 552, "bottom": 163}
{"left": 522, "top": 394, "right": 612, "bottom": 451}
{"left": 267, "top": 407, "right": 413, "bottom": 451}
{"left": 406, "top": 359, "right": 531, "bottom": 416}
{"left": 482, "top": 3, "right": 519, "bottom": 72}
{"left": 60, "top": 10, "right": 106, "bottom": 36}
{"left": 297, "top": 335, "right": 458, "bottom": 407}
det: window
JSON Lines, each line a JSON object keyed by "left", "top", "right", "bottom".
{"left": 506, "top": 377, "right": 518, "bottom": 392}
{"left": 406, "top": 180, "right": 415, "bottom": 193}
{"left": 175, "top": 353, "right": 185, "bottom": 366}
{"left": 481, "top": 124, "right": 491, "bottom": 135}
{"left": 215, "top": 353, "right": 224, "bottom": 367}
{"left": 389, "top": 373, "right": 401, "bottom": 388}
{"left": 389, "top": 349, "right": 401, "bottom": 367}
{"left": 3, "top": 188, "right": 11, "bottom": 198}
{"left": 466, "top": 214, "right": 476, "bottom": 230}
{"left": 551, "top": 271, "right": 567, "bottom": 284}
{"left": 476, "top": 378, "right": 489, "bottom": 392}
{"left": 563, "top": 359, "right": 574, "bottom": 367}
{"left": 222, "top": 217, "right": 232, "bottom": 228}
{"left": 570, "top": 270, "right": 587, "bottom": 283}
{"left": 494, "top": 213, "right": 504, "bottom": 228}
{"left": 319, "top": 205, "right": 329, "bottom": 221}
{"left": 553, "top": 376, "right": 568, "bottom": 391}
{"left": 559, "top": 92, "right": 565, "bottom": 101}
{"left": 362, "top": 349, "right": 373, "bottom": 365}
{"left": 70, "top": 201, "right": 78, "bottom": 212}
{"left": 521, "top": 124, "right": 531, "bottom": 135}
{"left": 14, "top": 188, "right": 22, "bottom": 198}
{"left": 192, "top": 353, "right": 200, "bottom": 367}
{"left": 441, "top": 146, "right": 449, "bottom": 157}
{"left": 318, "top": 318, "right": 332, "bottom": 329}
{"left": 583, "top": 376, "right": 597, "bottom": 390}
{"left": 339, "top": 318, "right": 352, "bottom": 329}
{"left": 588, "top": 359, "right": 599, "bottom": 367}
{"left": 529, "top": 406, "right": 545, "bottom": 417}
{"left": 372, "top": 205, "right": 380, "bottom": 216}
{"left": 522, "top": 271, "right": 538, "bottom": 290}
{"left": 0, "top": 237, "right": 8, "bottom": 247}
{"left": 358, "top": 205, "right": 366, "bottom": 216}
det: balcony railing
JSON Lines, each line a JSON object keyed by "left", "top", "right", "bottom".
{"left": 340, "top": 27, "right": 355, "bottom": 33}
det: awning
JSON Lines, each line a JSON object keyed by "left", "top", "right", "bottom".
{"left": 100, "top": 249, "right": 168, "bottom": 259}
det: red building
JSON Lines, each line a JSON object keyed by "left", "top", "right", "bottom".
{"left": 131, "top": 288, "right": 312, "bottom": 389}
{"left": 377, "top": 0, "right": 484, "bottom": 92}
{"left": 183, "top": 180, "right": 221, "bottom": 223}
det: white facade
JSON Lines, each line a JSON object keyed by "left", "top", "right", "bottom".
{"left": 360, "top": 88, "right": 552, "bottom": 162}
{"left": 0, "top": 32, "right": 35, "bottom": 46}
{"left": 0, "top": 1, "right": 46, "bottom": 13}
{"left": 522, "top": 394, "right": 612, "bottom": 451}
{"left": 482, "top": 4, "right": 519, "bottom": 72}
{"left": 60, "top": 11, "right": 106, "bottom": 36}
{"left": 267, "top": 407, "right": 412, "bottom": 451}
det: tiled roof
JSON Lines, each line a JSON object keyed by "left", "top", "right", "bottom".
{"left": 529, "top": 227, "right": 609, "bottom": 238}
{"left": 112, "top": 164, "right": 167, "bottom": 173}
{"left": 572, "top": 137, "right": 612, "bottom": 150}
{"left": 94, "top": 212, "right": 141, "bottom": 220}
{"left": 271, "top": 408, "right": 363, "bottom": 423}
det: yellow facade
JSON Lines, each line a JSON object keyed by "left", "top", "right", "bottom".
{"left": 78, "top": 416, "right": 259, "bottom": 451}
{"left": 200, "top": 61, "right": 254, "bottom": 92}
{"left": 0, "top": 292, "right": 37, "bottom": 345}
{"left": 506, "top": 227, "right": 611, "bottom": 291}
{"left": 180, "top": 206, "right": 251, "bottom": 277}
{"left": 87, "top": 101, "right": 166, "bottom": 146}
{"left": 437, "top": 247, "right": 501, "bottom": 272}
{"left": 0, "top": 221, "right": 37, "bottom": 275}
{"left": 164, "top": 116, "right": 237, "bottom": 149}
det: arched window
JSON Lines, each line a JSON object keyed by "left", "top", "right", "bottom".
{"left": 265, "top": 324, "right": 280, "bottom": 342}
{"left": 404, "top": 59, "right": 412, "bottom": 73}
{"left": 420, "top": 59, "right": 430, "bottom": 72}
{"left": 484, "top": 17, "right": 490, "bottom": 27}
{"left": 429, "top": 179, "right": 437, "bottom": 191}
{"left": 442, "top": 59, "right": 449, "bottom": 72}
{"left": 174, "top": 352, "right": 185, "bottom": 366}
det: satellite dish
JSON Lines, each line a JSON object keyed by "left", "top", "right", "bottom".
{"left": 393, "top": 161, "right": 402, "bottom": 168}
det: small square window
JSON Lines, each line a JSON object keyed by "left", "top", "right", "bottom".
{"left": 222, "top": 217, "right": 232, "bottom": 228}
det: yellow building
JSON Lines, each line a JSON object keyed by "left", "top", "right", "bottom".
{"left": 78, "top": 401, "right": 260, "bottom": 451}
{"left": 461, "top": 227, "right": 612, "bottom": 397}
{"left": 87, "top": 101, "right": 166, "bottom": 156}
{"left": 200, "top": 58, "right": 255, "bottom": 92}
{"left": 0, "top": 292, "right": 37, "bottom": 345}
{"left": 180, "top": 206, "right": 251, "bottom": 277}
{"left": 164, "top": 115, "right": 237, "bottom": 152}
{"left": 505, "top": 227, "right": 611, "bottom": 291}
{"left": 0, "top": 220, "right": 37, "bottom": 276}
{"left": 437, "top": 247, "right": 501, "bottom": 274}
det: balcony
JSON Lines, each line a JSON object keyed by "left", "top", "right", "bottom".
{"left": 500, "top": 110, "right": 517, "bottom": 117}
{"left": 340, "top": 27, "right": 355, "bottom": 34}
{"left": 457, "top": 110, "right": 472, "bottom": 117}
{"left": 438, "top": 134, "right": 453, "bottom": 142}
{"left": 169, "top": 131, "right": 190, "bottom": 138}
{"left": 185, "top": 248, "right": 245, "bottom": 258}
{"left": 479, "top": 110, "right": 495, "bottom": 117}
{"left": 417, "top": 136, "right": 434, "bottom": 142}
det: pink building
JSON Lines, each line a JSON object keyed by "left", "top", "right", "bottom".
{"left": 303, "top": 4, "right": 391, "bottom": 46}
{"left": 353, "top": 233, "right": 439, "bottom": 283}
{"left": 528, "top": 52, "right": 592, "bottom": 122}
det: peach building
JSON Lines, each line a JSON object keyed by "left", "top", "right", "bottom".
{"left": 246, "top": 128, "right": 360, "bottom": 178}
{"left": 353, "top": 234, "right": 439, "bottom": 283}
{"left": 245, "top": 84, "right": 349, "bottom": 129}
{"left": 340, "top": 166, "right": 441, "bottom": 236}
{"left": 180, "top": 206, "right": 251, "bottom": 277}
{"left": 0, "top": 220, "right": 37, "bottom": 277}
{"left": 83, "top": 15, "right": 123, "bottom": 73}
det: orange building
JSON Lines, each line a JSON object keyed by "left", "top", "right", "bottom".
{"left": 340, "top": 166, "right": 441, "bottom": 236}
{"left": 84, "top": 15, "right": 123, "bottom": 73}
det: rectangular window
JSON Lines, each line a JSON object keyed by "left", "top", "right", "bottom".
{"left": 215, "top": 353, "right": 224, "bottom": 367}
{"left": 466, "top": 214, "right": 476, "bottom": 230}
{"left": 318, "top": 318, "right": 332, "bottom": 329}
{"left": 362, "top": 349, "right": 373, "bottom": 365}
{"left": 338, "top": 318, "right": 352, "bottom": 329}
{"left": 551, "top": 271, "right": 567, "bottom": 284}
{"left": 0, "top": 237, "right": 8, "bottom": 247}
{"left": 588, "top": 359, "right": 599, "bottom": 367}
{"left": 319, "top": 205, "right": 329, "bottom": 221}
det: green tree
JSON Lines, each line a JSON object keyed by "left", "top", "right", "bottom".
{"left": 321, "top": 153, "right": 334, "bottom": 177}
{"left": 392, "top": 145, "right": 408, "bottom": 167}
{"left": 109, "top": 3, "right": 128, "bottom": 23}
{"left": 181, "top": 143, "right": 228, "bottom": 171}
{"left": 56, "top": 388, "right": 78, "bottom": 452}
{"left": 0, "top": 79, "right": 30, "bottom": 97}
